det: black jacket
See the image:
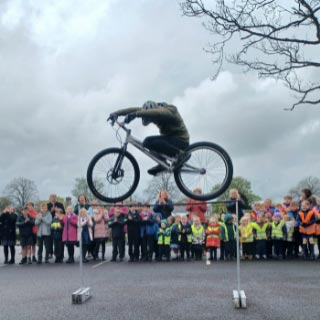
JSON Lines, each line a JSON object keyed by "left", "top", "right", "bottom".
{"left": 108, "top": 215, "right": 126, "bottom": 238}
{"left": 47, "top": 201, "right": 65, "bottom": 217}
{"left": 179, "top": 223, "right": 192, "bottom": 244}
{"left": 16, "top": 214, "right": 34, "bottom": 237}
{"left": 0, "top": 212, "right": 17, "bottom": 241}
{"left": 226, "top": 198, "right": 247, "bottom": 219}
{"left": 127, "top": 210, "right": 141, "bottom": 234}
{"left": 153, "top": 199, "right": 174, "bottom": 219}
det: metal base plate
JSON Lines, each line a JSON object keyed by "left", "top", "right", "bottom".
{"left": 72, "top": 287, "right": 91, "bottom": 304}
{"left": 233, "top": 290, "right": 247, "bottom": 309}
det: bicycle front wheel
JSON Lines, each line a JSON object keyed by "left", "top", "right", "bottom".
{"left": 174, "top": 142, "right": 233, "bottom": 201}
{"left": 87, "top": 148, "right": 140, "bottom": 203}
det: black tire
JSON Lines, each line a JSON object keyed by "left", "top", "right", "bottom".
{"left": 174, "top": 142, "right": 233, "bottom": 201}
{"left": 87, "top": 148, "right": 140, "bottom": 203}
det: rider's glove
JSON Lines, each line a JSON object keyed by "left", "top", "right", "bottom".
{"left": 107, "top": 112, "right": 118, "bottom": 125}
{"left": 124, "top": 112, "right": 137, "bottom": 124}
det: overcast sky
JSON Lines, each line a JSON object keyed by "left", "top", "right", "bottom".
{"left": 1, "top": 0, "right": 319, "bottom": 202}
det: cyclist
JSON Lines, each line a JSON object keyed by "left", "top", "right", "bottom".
{"left": 108, "top": 101, "right": 190, "bottom": 176}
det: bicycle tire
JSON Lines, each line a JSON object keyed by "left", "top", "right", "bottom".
{"left": 87, "top": 148, "right": 140, "bottom": 203}
{"left": 174, "top": 142, "right": 233, "bottom": 201}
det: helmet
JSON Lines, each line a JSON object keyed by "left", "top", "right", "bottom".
{"left": 141, "top": 100, "right": 159, "bottom": 126}
{"left": 142, "top": 100, "right": 158, "bottom": 110}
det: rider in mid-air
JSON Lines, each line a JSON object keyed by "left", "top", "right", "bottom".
{"left": 108, "top": 101, "right": 190, "bottom": 176}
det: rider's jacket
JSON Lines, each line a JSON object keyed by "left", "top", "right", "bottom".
{"left": 115, "top": 105, "right": 190, "bottom": 144}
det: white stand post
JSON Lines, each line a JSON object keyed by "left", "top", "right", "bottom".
{"left": 206, "top": 250, "right": 211, "bottom": 266}
{"left": 72, "top": 213, "right": 91, "bottom": 304}
{"left": 232, "top": 200, "right": 247, "bottom": 309}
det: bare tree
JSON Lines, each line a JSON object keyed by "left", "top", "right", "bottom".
{"left": 181, "top": 0, "right": 320, "bottom": 110}
{"left": 4, "top": 177, "right": 39, "bottom": 209}
{"left": 72, "top": 177, "right": 104, "bottom": 202}
{"left": 0, "top": 196, "right": 12, "bottom": 211}
{"left": 143, "top": 173, "right": 182, "bottom": 203}
{"left": 289, "top": 176, "right": 320, "bottom": 200}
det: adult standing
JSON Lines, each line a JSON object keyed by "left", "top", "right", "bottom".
{"left": 186, "top": 188, "right": 208, "bottom": 224}
{"left": 74, "top": 194, "right": 90, "bottom": 215}
{"left": 153, "top": 190, "right": 174, "bottom": 220}
{"left": 226, "top": 189, "right": 247, "bottom": 221}
{"left": 0, "top": 206, "right": 17, "bottom": 264}
{"left": 47, "top": 194, "right": 65, "bottom": 259}
{"left": 299, "top": 188, "right": 317, "bottom": 209}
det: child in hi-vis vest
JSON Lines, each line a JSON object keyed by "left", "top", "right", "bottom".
{"left": 205, "top": 215, "right": 220, "bottom": 261}
{"left": 157, "top": 220, "right": 171, "bottom": 261}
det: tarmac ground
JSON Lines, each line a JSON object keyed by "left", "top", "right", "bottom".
{"left": 0, "top": 245, "right": 319, "bottom": 320}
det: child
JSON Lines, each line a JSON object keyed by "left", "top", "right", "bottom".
{"left": 283, "top": 214, "right": 295, "bottom": 258}
{"left": 220, "top": 213, "right": 236, "bottom": 260}
{"left": 26, "top": 202, "right": 38, "bottom": 262}
{"left": 205, "top": 215, "right": 220, "bottom": 261}
{"left": 297, "top": 200, "right": 316, "bottom": 260}
{"left": 170, "top": 215, "right": 181, "bottom": 260}
{"left": 288, "top": 201, "right": 301, "bottom": 258}
{"left": 93, "top": 207, "right": 109, "bottom": 261}
{"left": 191, "top": 216, "right": 205, "bottom": 260}
{"left": 251, "top": 214, "right": 268, "bottom": 260}
{"left": 239, "top": 216, "right": 254, "bottom": 260}
{"left": 315, "top": 198, "right": 320, "bottom": 259}
{"left": 16, "top": 206, "right": 35, "bottom": 265}
{"left": 153, "top": 212, "right": 162, "bottom": 261}
{"left": 60, "top": 205, "right": 78, "bottom": 263}
{"left": 157, "top": 219, "right": 171, "bottom": 261}
{"left": 139, "top": 204, "right": 155, "bottom": 262}
{"left": 78, "top": 208, "right": 93, "bottom": 263}
{"left": 51, "top": 208, "right": 64, "bottom": 263}
{"left": 109, "top": 206, "right": 127, "bottom": 262}
{"left": 271, "top": 209, "right": 287, "bottom": 259}
{"left": 283, "top": 195, "right": 293, "bottom": 212}
{"left": 126, "top": 203, "right": 141, "bottom": 262}
{"left": 265, "top": 213, "right": 273, "bottom": 259}
{"left": 0, "top": 206, "right": 17, "bottom": 264}
{"left": 35, "top": 203, "right": 52, "bottom": 264}
{"left": 179, "top": 215, "right": 192, "bottom": 261}
{"left": 219, "top": 213, "right": 225, "bottom": 260}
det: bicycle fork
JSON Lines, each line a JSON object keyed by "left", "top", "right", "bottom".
{"left": 111, "top": 146, "right": 127, "bottom": 180}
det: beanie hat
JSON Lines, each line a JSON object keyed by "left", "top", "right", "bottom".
{"left": 224, "top": 213, "right": 234, "bottom": 223}
{"left": 160, "top": 219, "right": 168, "bottom": 226}
{"left": 273, "top": 209, "right": 282, "bottom": 219}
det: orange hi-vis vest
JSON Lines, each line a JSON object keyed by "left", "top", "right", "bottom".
{"left": 316, "top": 210, "right": 320, "bottom": 236}
{"left": 299, "top": 210, "right": 316, "bottom": 235}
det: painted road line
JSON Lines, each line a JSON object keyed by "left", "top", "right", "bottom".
{"left": 92, "top": 261, "right": 107, "bottom": 269}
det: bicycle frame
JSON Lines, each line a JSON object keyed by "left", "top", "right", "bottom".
{"left": 113, "top": 120, "right": 202, "bottom": 174}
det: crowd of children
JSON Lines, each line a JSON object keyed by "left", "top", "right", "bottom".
{"left": 1, "top": 188, "right": 320, "bottom": 265}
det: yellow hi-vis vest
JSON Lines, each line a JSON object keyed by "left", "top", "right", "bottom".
{"left": 221, "top": 223, "right": 236, "bottom": 242}
{"left": 272, "top": 221, "right": 284, "bottom": 239}
{"left": 191, "top": 225, "right": 204, "bottom": 243}
{"left": 158, "top": 229, "right": 170, "bottom": 245}
{"left": 239, "top": 223, "right": 254, "bottom": 243}
{"left": 252, "top": 222, "right": 268, "bottom": 240}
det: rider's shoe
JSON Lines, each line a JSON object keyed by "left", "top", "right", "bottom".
{"left": 147, "top": 164, "right": 166, "bottom": 176}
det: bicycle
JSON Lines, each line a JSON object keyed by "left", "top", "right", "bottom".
{"left": 87, "top": 119, "right": 233, "bottom": 202}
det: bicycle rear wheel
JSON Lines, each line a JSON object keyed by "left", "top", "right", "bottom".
{"left": 174, "top": 142, "right": 233, "bottom": 201}
{"left": 87, "top": 148, "right": 140, "bottom": 203}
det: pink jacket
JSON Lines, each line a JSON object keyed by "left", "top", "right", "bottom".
{"left": 61, "top": 213, "right": 78, "bottom": 242}
{"left": 93, "top": 212, "right": 109, "bottom": 239}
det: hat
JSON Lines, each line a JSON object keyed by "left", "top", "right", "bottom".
{"left": 154, "top": 212, "right": 162, "bottom": 219}
{"left": 160, "top": 219, "right": 168, "bottom": 226}
{"left": 224, "top": 213, "right": 234, "bottom": 223}
{"left": 273, "top": 209, "right": 282, "bottom": 219}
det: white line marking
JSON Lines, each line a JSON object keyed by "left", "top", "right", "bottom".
{"left": 91, "top": 261, "right": 107, "bottom": 269}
